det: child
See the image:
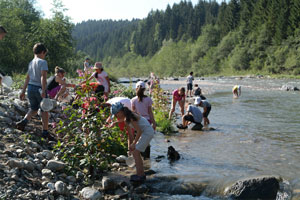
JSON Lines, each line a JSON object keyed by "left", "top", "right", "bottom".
{"left": 232, "top": 85, "right": 242, "bottom": 98}
{"left": 0, "top": 26, "right": 7, "bottom": 40}
{"left": 177, "top": 103, "right": 203, "bottom": 130}
{"left": 131, "top": 81, "right": 156, "bottom": 159}
{"left": 83, "top": 57, "right": 91, "bottom": 74}
{"left": 131, "top": 81, "right": 156, "bottom": 130}
{"left": 110, "top": 102, "right": 154, "bottom": 182}
{"left": 186, "top": 72, "right": 194, "bottom": 97}
{"left": 47, "top": 66, "right": 76, "bottom": 101}
{"left": 81, "top": 62, "right": 110, "bottom": 99}
{"left": 169, "top": 87, "right": 185, "bottom": 120}
{"left": 16, "top": 43, "right": 55, "bottom": 141}
{"left": 195, "top": 97, "right": 211, "bottom": 126}
{"left": 194, "top": 84, "right": 206, "bottom": 100}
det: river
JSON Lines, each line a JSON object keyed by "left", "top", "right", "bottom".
{"left": 122, "top": 77, "right": 300, "bottom": 199}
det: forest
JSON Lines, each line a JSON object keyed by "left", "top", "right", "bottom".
{"left": 1, "top": 0, "right": 300, "bottom": 78}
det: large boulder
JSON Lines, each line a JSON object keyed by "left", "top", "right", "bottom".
{"left": 224, "top": 176, "right": 280, "bottom": 199}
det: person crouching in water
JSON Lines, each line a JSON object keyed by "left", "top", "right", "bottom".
{"left": 47, "top": 66, "right": 76, "bottom": 101}
{"left": 110, "top": 102, "right": 154, "bottom": 182}
{"left": 177, "top": 102, "right": 203, "bottom": 130}
{"left": 195, "top": 97, "right": 211, "bottom": 126}
{"left": 232, "top": 85, "right": 241, "bottom": 98}
{"left": 169, "top": 87, "right": 185, "bottom": 119}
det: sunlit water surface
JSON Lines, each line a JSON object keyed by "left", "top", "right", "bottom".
{"left": 123, "top": 77, "right": 300, "bottom": 199}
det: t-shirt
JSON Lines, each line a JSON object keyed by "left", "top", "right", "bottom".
{"left": 187, "top": 105, "right": 202, "bottom": 123}
{"left": 28, "top": 57, "right": 48, "bottom": 87}
{"left": 131, "top": 96, "right": 153, "bottom": 120}
{"left": 187, "top": 75, "right": 194, "bottom": 84}
{"left": 107, "top": 97, "right": 131, "bottom": 110}
{"left": 199, "top": 100, "right": 211, "bottom": 108}
{"left": 90, "top": 71, "right": 109, "bottom": 91}
{"left": 172, "top": 89, "right": 185, "bottom": 101}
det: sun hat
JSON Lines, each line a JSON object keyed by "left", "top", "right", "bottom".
{"left": 110, "top": 102, "right": 124, "bottom": 118}
{"left": 93, "top": 62, "right": 103, "bottom": 69}
{"left": 194, "top": 97, "right": 202, "bottom": 105}
{"left": 136, "top": 81, "right": 145, "bottom": 89}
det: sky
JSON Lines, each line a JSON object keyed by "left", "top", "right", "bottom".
{"left": 35, "top": 0, "right": 224, "bottom": 24}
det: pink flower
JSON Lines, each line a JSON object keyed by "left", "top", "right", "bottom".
{"left": 113, "top": 90, "right": 119, "bottom": 94}
{"left": 52, "top": 122, "right": 56, "bottom": 129}
{"left": 76, "top": 69, "right": 84, "bottom": 77}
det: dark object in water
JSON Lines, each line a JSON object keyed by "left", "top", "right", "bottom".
{"left": 191, "top": 123, "right": 203, "bottom": 131}
{"left": 167, "top": 146, "right": 180, "bottom": 161}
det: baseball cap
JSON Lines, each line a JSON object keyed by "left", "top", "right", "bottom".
{"left": 194, "top": 97, "right": 202, "bottom": 105}
{"left": 110, "top": 102, "right": 124, "bottom": 118}
{"left": 136, "top": 81, "right": 145, "bottom": 89}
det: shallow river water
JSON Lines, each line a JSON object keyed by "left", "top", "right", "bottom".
{"left": 124, "top": 77, "right": 300, "bottom": 199}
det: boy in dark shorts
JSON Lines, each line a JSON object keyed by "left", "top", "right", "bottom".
{"left": 177, "top": 103, "right": 203, "bottom": 130}
{"left": 16, "top": 43, "right": 55, "bottom": 141}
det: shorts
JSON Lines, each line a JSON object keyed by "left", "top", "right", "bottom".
{"left": 48, "top": 85, "right": 61, "bottom": 99}
{"left": 187, "top": 83, "right": 193, "bottom": 90}
{"left": 184, "top": 114, "right": 196, "bottom": 123}
{"left": 203, "top": 106, "right": 211, "bottom": 118}
{"left": 27, "top": 84, "right": 42, "bottom": 111}
{"left": 135, "top": 131, "right": 154, "bottom": 152}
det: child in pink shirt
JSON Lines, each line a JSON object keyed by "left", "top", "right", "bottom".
{"left": 169, "top": 87, "right": 185, "bottom": 119}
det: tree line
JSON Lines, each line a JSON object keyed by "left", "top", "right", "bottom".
{"left": 73, "top": 0, "right": 300, "bottom": 77}
{"left": 1, "top": 0, "right": 300, "bottom": 77}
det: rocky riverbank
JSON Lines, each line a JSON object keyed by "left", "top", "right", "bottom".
{"left": 0, "top": 87, "right": 162, "bottom": 200}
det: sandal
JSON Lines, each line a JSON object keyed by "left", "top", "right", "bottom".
{"left": 130, "top": 174, "right": 146, "bottom": 182}
{"left": 176, "top": 124, "right": 187, "bottom": 129}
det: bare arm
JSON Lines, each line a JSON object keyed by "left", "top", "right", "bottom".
{"left": 20, "top": 74, "right": 30, "bottom": 100}
{"left": 105, "top": 76, "right": 110, "bottom": 92}
{"left": 148, "top": 106, "right": 156, "bottom": 130}
{"left": 41, "top": 70, "right": 47, "bottom": 98}
{"left": 126, "top": 122, "right": 134, "bottom": 153}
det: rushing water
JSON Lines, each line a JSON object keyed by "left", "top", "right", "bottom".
{"left": 122, "top": 77, "right": 300, "bottom": 199}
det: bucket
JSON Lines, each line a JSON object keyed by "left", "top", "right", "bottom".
{"left": 40, "top": 98, "right": 53, "bottom": 111}
{"left": 2, "top": 76, "right": 13, "bottom": 88}
{"left": 125, "top": 156, "right": 135, "bottom": 168}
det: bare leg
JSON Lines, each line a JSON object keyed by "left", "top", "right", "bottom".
{"left": 42, "top": 111, "right": 48, "bottom": 131}
{"left": 132, "top": 149, "right": 144, "bottom": 176}
{"left": 55, "top": 85, "right": 66, "bottom": 100}
{"left": 169, "top": 99, "right": 177, "bottom": 119}
{"left": 178, "top": 100, "right": 185, "bottom": 116}
{"left": 24, "top": 109, "right": 38, "bottom": 121}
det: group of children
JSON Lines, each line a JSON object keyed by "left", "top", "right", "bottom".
{"left": 13, "top": 42, "right": 243, "bottom": 183}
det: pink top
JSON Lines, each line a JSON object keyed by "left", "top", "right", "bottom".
{"left": 172, "top": 89, "right": 185, "bottom": 101}
{"left": 131, "top": 96, "right": 153, "bottom": 120}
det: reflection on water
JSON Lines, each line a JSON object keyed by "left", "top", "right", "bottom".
{"left": 146, "top": 77, "right": 300, "bottom": 199}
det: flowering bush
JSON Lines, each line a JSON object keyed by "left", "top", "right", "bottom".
{"left": 152, "top": 85, "right": 174, "bottom": 134}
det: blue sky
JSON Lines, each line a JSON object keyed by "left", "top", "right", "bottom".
{"left": 35, "top": 0, "right": 225, "bottom": 23}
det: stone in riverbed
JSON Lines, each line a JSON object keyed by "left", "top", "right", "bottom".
{"left": 224, "top": 175, "right": 280, "bottom": 199}
{"left": 102, "top": 176, "right": 117, "bottom": 190}
{"left": 80, "top": 187, "right": 102, "bottom": 200}
{"left": 46, "top": 160, "right": 66, "bottom": 171}
{"left": 55, "top": 181, "right": 68, "bottom": 195}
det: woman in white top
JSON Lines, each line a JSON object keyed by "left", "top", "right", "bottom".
{"left": 81, "top": 62, "right": 110, "bottom": 99}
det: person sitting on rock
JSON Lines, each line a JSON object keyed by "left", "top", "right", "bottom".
{"left": 177, "top": 102, "right": 203, "bottom": 130}
{"left": 193, "top": 84, "right": 206, "bottom": 100}
{"left": 47, "top": 66, "right": 76, "bottom": 101}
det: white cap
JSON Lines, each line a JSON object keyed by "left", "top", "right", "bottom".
{"left": 194, "top": 97, "right": 202, "bottom": 105}
{"left": 136, "top": 81, "right": 145, "bottom": 89}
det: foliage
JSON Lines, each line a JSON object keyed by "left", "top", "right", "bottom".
{"left": 56, "top": 78, "right": 132, "bottom": 175}
{"left": 151, "top": 85, "right": 174, "bottom": 134}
